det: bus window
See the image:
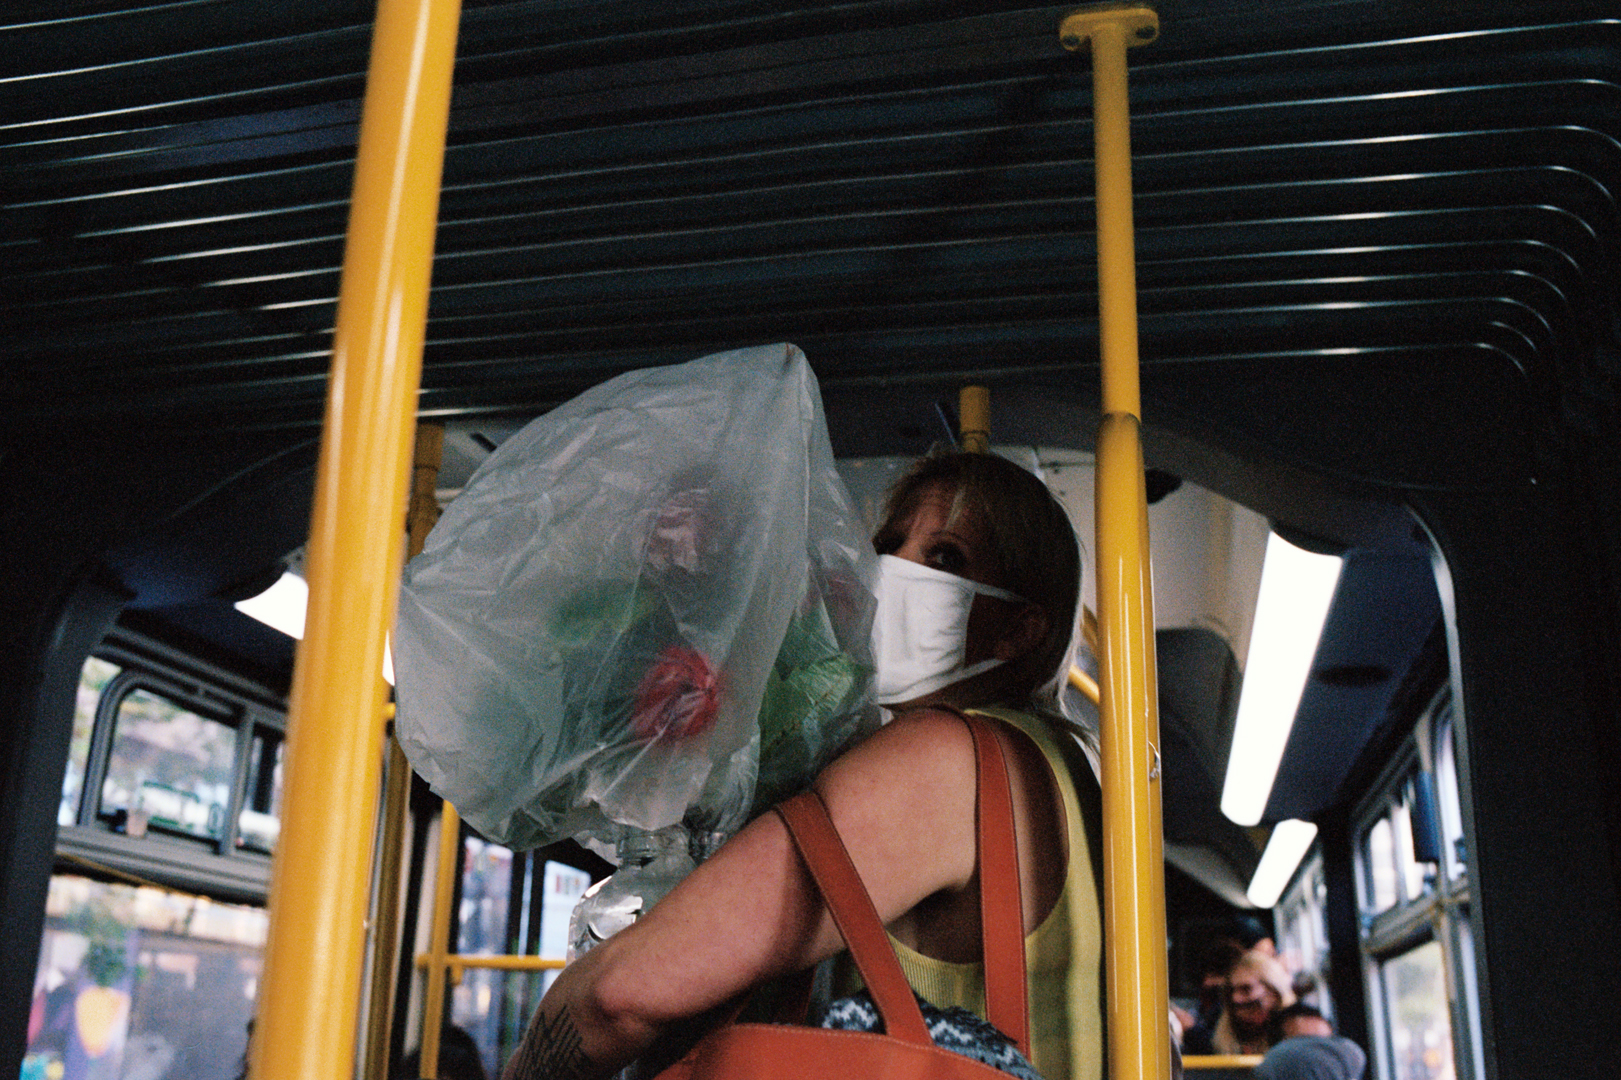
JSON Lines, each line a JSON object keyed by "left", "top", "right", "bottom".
{"left": 61, "top": 657, "right": 121, "bottom": 827}
{"left": 450, "top": 836, "right": 514, "bottom": 1078}
{"left": 57, "top": 628, "right": 288, "bottom": 895}
{"left": 1276, "top": 854, "right": 1332, "bottom": 1017}
{"left": 438, "top": 838, "right": 591, "bottom": 1077}
{"left": 1380, "top": 940, "right": 1454, "bottom": 1080}
{"left": 44, "top": 625, "right": 287, "bottom": 1080}
{"left": 236, "top": 729, "right": 284, "bottom": 854}
{"left": 1364, "top": 816, "right": 1399, "bottom": 913}
{"left": 100, "top": 687, "right": 238, "bottom": 844}
{"left": 24, "top": 874, "right": 266, "bottom": 1080}
{"left": 1356, "top": 692, "right": 1483, "bottom": 1080}
{"left": 1392, "top": 786, "right": 1430, "bottom": 903}
{"left": 1434, "top": 718, "right": 1466, "bottom": 880}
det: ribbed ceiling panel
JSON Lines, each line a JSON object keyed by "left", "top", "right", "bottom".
{"left": 3, "top": 1, "right": 1617, "bottom": 492}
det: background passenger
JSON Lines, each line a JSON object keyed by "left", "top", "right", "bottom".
{"left": 1231, "top": 913, "right": 1276, "bottom": 958}
{"left": 1179, "top": 936, "right": 1245, "bottom": 1054}
{"left": 1210, "top": 948, "right": 1296, "bottom": 1055}
{"left": 396, "top": 1025, "right": 489, "bottom": 1080}
{"left": 1254, "top": 1005, "right": 1366, "bottom": 1080}
{"left": 1269, "top": 1002, "right": 1334, "bottom": 1043}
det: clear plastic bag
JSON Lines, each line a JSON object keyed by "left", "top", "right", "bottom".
{"left": 393, "top": 343, "right": 877, "bottom": 850}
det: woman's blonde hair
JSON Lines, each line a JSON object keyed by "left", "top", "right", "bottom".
{"left": 874, "top": 451, "right": 1081, "bottom": 700}
{"left": 1210, "top": 949, "right": 1299, "bottom": 1054}
{"left": 1230, "top": 949, "right": 1297, "bottom": 1009}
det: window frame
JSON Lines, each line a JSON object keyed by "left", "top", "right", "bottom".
{"left": 1352, "top": 688, "right": 1484, "bottom": 1080}
{"left": 55, "top": 628, "right": 287, "bottom": 905}
{"left": 1275, "top": 851, "right": 1333, "bottom": 1018}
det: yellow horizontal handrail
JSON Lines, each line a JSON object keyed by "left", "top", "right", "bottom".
{"left": 1182, "top": 1054, "right": 1266, "bottom": 1070}
{"left": 1068, "top": 664, "right": 1102, "bottom": 707}
{"left": 416, "top": 954, "right": 568, "bottom": 973}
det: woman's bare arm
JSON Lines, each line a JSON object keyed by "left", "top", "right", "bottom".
{"left": 499, "top": 709, "right": 981, "bottom": 1080}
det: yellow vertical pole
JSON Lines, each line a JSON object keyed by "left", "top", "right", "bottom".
{"left": 959, "top": 385, "right": 991, "bottom": 453}
{"left": 1060, "top": 8, "right": 1168, "bottom": 1080}
{"left": 362, "top": 423, "right": 445, "bottom": 1080}
{"left": 362, "top": 736, "right": 413, "bottom": 1080}
{"left": 419, "top": 802, "right": 464, "bottom": 1079}
{"left": 250, "top": 0, "right": 461, "bottom": 1075}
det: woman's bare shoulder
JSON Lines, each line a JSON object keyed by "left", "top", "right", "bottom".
{"left": 818, "top": 709, "right": 979, "bottom": 798}
{"left": 811, "top": 708, "right": 982, "bottom": 896}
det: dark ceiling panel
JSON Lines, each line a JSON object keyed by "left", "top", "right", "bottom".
{"left": 0, "top": 0, "right": 1615, "bottom": 515}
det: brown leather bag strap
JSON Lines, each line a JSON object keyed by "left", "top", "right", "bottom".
{"left": 774, "top": 791, "right": 933, "bottom": 1047}
{"left": 963, "top": 712, "right": 1032, "bottom": 1058}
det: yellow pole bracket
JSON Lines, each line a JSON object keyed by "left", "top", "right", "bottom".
{"left": 1061, "top": 7, "right": 1169, "bottom": 1080}
{"left": 250, "top": 0, "right": 462, "bottom": 1075}
{"left": 1061, "top": 3, "right": 1158, "bottom": 422}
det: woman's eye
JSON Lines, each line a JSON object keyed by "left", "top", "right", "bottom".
{"left": 926, "top": 544, "right": 967, "bottom": 574}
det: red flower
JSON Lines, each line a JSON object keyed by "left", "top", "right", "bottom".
{"left": 631, "top": 645, "right": 722, "bottom": 741}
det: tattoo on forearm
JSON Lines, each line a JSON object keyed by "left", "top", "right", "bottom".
{"left": 506, "top": 1007, "right": 597, "bottom": 1080}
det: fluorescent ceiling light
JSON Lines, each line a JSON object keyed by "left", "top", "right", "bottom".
{"left": 234, "top": 569, "right": 397, "bottom": 686}
{"left": 235, "top": 570, "right": 308, "bottom": 640}
{"left": 1220, "top": 531, "right": 1342, "bottom": 826}
{"left": 1247, "top": 819, "right": 1319, "bottom": 908}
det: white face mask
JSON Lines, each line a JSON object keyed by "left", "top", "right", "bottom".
{"left": 871, "top": 554, "right": 1027, "bottom": 705}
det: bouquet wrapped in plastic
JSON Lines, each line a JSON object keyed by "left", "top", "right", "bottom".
{"left": 392, "top": 343, "right": 877, "bottom": 857}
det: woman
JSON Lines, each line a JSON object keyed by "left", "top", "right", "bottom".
{"left": 1211, "top": 950, "right": 1297, "bottom": 1056}
{"left": 501, "top": 452, "right": 1102, "bottom": 1080}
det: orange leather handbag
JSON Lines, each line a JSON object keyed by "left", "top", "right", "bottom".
{"left": 655, "top": 713, "right": 1034, "bottom": 1079}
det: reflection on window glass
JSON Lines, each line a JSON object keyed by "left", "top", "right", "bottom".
{"left": 101, "top": 688, "right": 237, "bottom": 842}
{"left": 539, "top": 861, "right": 590, "bottom": 1001}
{"left": 1367, "top": 816, "right": 1398, "bottom": 911}
{"left": 1276, "top": 859, "right": 1334, "bottom": 1018}
{"left": 454, "top": 838, "right": 515, "bottom": 1080}
{"left": 1279, "top": 906, "right": 1306, "bottom": 972}
{"left": 25, "top": 875, "right": 266, "bottom": 1080}
{"left": 61, "top": 657, "right": 122, "bottom": 827}
{"left": 458, "top": 838, "right": 514, "bottom": 956}
{"left": 1311, "top": 868, "right": 1329, "bottom": 955}
{"left": 236, "top": 730, "right": 283, "bottom": 853}
{"left": 451, "top": 969, "right": 550, "bottom": 1080}
{"left": 448, "top": 856, "right": 591, "bottom": 1079}
{"left": 1436, "top": 720, "right": 1466, "bottom": 878}
{"left": 1384, "top": 940, "right": 1456, "bottom": 1080}
{"left": 1394, "top": 793, "right": 1429, "bottom": 901}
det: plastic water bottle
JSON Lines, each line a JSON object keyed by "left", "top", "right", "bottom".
{"left": 566, "top": 826, "right": 695, "bottom": 961}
